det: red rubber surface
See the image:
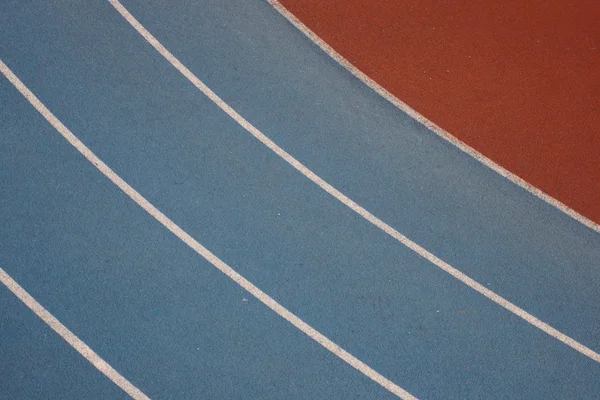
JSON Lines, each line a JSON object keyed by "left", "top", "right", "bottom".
{"left": 279, "top": 0, "right": 600, "bottom": 225}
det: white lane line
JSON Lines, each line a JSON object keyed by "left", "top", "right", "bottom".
{"left": 267, "top": 0, "right": 600, "bottom": 235}
{"left": 0, "top": 268, "right": 150, "bottom": 400}
{"left": 107, "top": 0, "right": 600, "bottom": 364}
{"left": 0, "top": 60, "right": 416, "bottom": 400}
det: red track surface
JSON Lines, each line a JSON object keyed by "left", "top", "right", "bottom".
{"left": 280, "top": 0, "right": 600, "bottom": 225}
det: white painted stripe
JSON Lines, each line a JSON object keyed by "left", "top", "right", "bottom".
{"left": 106, "top": 0, "right": 600, "bottom": 364}
{"left": 0, "top": 60, "right": 416, "bottom": 400}
{"left": 267, "top": 0, "right": 600, "bottom": 234}
{"left": 0, "top": 268, "right": 150, "bottom": 400}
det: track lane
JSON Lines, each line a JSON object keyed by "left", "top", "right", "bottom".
{"left": 0, "top": 69, "right": 397, "bottom": 399}
{"left": 1, "top": 0, "right": 599, "bottom": 398}
{"left": 1, "top": 59, "right": 415, "bottom": 399}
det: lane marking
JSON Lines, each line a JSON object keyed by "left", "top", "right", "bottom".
{"left": 0, "top": 268, "right": 150, "bottom": 400}
{"left": 106, "top": 0, "right": 600, "bottom": 364}
{"left": 267, "top": 0, "right": 600, "bottom": 234}
{"left": 0, "top": 60, "right": 416, "bottom": 400}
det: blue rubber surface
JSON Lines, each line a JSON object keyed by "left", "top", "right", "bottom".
{"left": 1, "top": 0, "right": 599, "bottom": 398}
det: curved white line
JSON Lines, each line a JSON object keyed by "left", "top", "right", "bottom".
{"left": 267, "top": 0, "right": 600, "bottom": 234}
{"left": 106, "top": 0, "right": 600, "bottom": 364}
{"left": 0, "top": 60, "right": 416, "bottom": 400}
{"left": 0, "top": 268, "right": 150, "bottom": 400}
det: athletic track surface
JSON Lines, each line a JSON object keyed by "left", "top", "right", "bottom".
{"left": 280, "top": 0, "right": 600, "bottom": 227}
{"left": 1, "top": 1, "right": 599, "bottom": 399}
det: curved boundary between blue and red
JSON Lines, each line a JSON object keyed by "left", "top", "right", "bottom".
{"left": 267, "top": 0, "right": 600, "bottom": 234}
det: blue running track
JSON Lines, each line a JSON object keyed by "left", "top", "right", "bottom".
{"left": 1, "top": 0, "right": 599, "bottom": 398}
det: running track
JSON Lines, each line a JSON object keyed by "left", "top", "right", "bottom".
{"left": 1, "top": 1, "right": 599, "bottom": 399}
